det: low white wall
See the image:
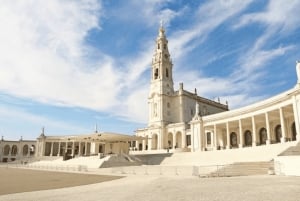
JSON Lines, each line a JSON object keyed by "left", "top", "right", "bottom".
{"left": 274, "top": 156, "right": 300, "bottom": 176}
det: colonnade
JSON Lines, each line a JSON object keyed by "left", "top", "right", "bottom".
{"left": 42, "top": 141, "right": 93, "bottom": 157}
{"left": 0, "top": 142, "right": 36, "bottom": 162}
{"left": 133, "top": 131, "right": 187, "bottom": 151}
{"left": 202, "top": 103, "right": 299, "bottom": 150}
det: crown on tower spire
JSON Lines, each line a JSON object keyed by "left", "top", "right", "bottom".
{"left": 159, "top": 20, "right": 165, "bottom": 37}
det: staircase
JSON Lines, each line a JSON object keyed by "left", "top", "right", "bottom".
{"left": 100, "top": 154, "right": 143, "bottom": 168}
{"left": 132, "top": 153, "right": 173, "bottom": 165}
{"left": 278, "top": 142, "right": 300, "bottom": 156}
{"left": 208, "top": 161, "right": 274, "bottom": 177}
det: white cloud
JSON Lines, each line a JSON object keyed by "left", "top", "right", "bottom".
{"left": 169, "top": 0, "right": 254, "bottom": 61}
{"left": 0, "top": 0, "right": 124, "bottom": 111}
{"left": 234, "top": 0, "right": 300, "bottom": 33}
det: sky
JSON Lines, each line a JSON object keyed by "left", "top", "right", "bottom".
{"left": 1, "top": 0, "right": 300, "bottom": 140}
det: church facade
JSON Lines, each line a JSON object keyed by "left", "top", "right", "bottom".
{"left": 135, "top": 25, "right": 300, "bottom": 152}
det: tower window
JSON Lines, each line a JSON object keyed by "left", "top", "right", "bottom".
{"left": 167, "top": 102, "right": 170, "bottom": 108}
{"left": 164, "top": 44, "right": 166, "bottom": 49}
{"left": 158, "top": 44, "right": 160, "bottom": 49}
{"left": 166, "top": 68, "right": 169, "bottom": 78}
{"left": 154, "top": 68, "right": 158, "bottom": 79}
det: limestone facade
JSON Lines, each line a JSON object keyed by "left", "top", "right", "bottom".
{"left": 135, "top": 26, "right": 300, "bottom": 152}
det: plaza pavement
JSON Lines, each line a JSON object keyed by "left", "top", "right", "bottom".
{"left": 1, "top": 171, "right": 300, "bottom": 201}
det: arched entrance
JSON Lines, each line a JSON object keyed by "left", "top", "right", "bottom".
{"left": 244, "top": 130, "right": 252, "bottom": 146}
{"left": 4, "top": 145, "right": 10, "bottom": 156}
{"left": 275, "top": 125, "right": 282, "bottom": 143}
{"left": 167, "top": 133, "right": 173, "bottom": 149}
{"left": 176, "top": 132, "right": 182, "bottom": 149}
{"left": 230, "top": 132, "right": 238, "bottom": 148}
{"left": 99, "top": 144, "right": 105, "bottom": 153}
{"left": 11, "top": 145, "right": 18, "bottom": 156}
{"left": 259, "top": 128, "right": 267, "bottom": 145}
{"left": 292, "top": 122, "right": 296, "bottom": 141}
{"left": 152, "top": 134, "right": 158, "bottom": 150}
{"left": 23, "top": 145, "right": 29, "bottom": 156}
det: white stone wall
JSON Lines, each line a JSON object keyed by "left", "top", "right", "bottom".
{"left": 274, "top": 156, "right": 300, "bottom": 176}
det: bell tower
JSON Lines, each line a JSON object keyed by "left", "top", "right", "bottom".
{"left": 148, "top": 23, "right": 174, "bottom": 127}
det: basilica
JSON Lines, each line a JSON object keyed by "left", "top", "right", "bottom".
{"left": 135, "top": 25, "right": 300, "bottom": 152}
{"left": 1, "top": 25, "right": 300, "bottom": 162}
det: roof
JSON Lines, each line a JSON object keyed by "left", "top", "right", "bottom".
{"left": 39, "top": 132, "right": 146, "bottom": 143}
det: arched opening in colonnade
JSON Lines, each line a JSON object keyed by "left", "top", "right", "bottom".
{"left": 244, "top": 130, "right": 252, "bottom": 146}
{"left": 176, "top": 132, "right": 182, "bottom": 148}
{"left": 275, "top": 125, "right": 282, "bottom": 143}
{"left": 152, "top": 134, "right": 158, "bottom": 150}
{"left": 259, "top": 128, "right": 267, "bottom": 145}
{"left": 4, "top": 145, "right": 10, "bottom": 156}
{"left": 23, "top": 145, "right": 29, "bottom": 156}
{"left": 11, "top": 145, "right": 18, "bottom": 156}
{"left": 230, "top": 132, "right": 238, "bottom": 148}
{"left": 292, "top": 122, "right": 296, "bottom": 141}
{"left": 167, "top": 133, "right": 173, "bottom": 149}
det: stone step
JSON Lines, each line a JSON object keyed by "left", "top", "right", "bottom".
{"left": 278, "top": 142, "right": 300, "bottom": 156}
{"left": 208, "top": 161, "right": 274, "bottom": 177}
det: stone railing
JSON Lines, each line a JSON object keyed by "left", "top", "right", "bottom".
{"left": 0, "top": 163, "right": 88, "bottom": 172}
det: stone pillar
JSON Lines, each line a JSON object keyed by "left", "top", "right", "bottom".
{"left": 213, "top": 124, "right": 218, "bottom": 149}
{"left": 252, "top": 116, "right": 257, "bottom": 147}
{"left": 238, "top": 120, "right": 243, "bottom": 148}
{"left": 182, "top": 131, "right": 186, "bottom": 148}
{"left": 265, "top": 112, "right": 271, "bottom": 145}
{"left": 71, "top": 141, "right": 75, "bottom": 156}
{"left": 85, "top": 141, "right": 88, "bottom": 156}
{"left": 142, "top": 139, "right": 146, "bottom": 151}
{"left": 27, "top": 145, "right": 30, "bottom": 157}
{"left": 135, "top": 140, "right": 139, "bottom": 151}
{"left": 57, "top": 142, "right": 61, "bottom": 156}
{"left": 78, "top": 142, "right": 81, "bottom": 156}
{"left": 173, "top": 133, "right": 176, "bottom": 149}
{"left": 226, "top": 122, "right": 230, "bottom": 149}
{"left": 65, "top": 141, "right": 68, "bottom": 154}
{"left": 279, "top": 107, "right": 286, "bottom": 143}
{"left": 292, "top": 96, "right": 300, "bottom": 141}
{"left": 50, "top": 142, "right": 54, "bottom": 156}
{"left": 148, "top": 137, "right": 152, "bottom": 150}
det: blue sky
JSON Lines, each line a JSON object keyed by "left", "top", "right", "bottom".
{"left": 1, "top": 0, "right": 300, "bottom": 140}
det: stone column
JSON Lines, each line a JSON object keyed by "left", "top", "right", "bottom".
{"left": 78, "top": 142, "right": 81, "bottom": 156}
{"left": 84, "top": 142, "right": 88, "bottom": 156}
{"left": 173, "top": 133, "right": 176, "bottom": 149}
{"left": 27, "top": 145, "right": 30, "bottom": 157}
{"left": 238, "top": 120, "right": 243, "bottom": 148}
{"left": 252, "top": 116, "right": 257, "bottom": 147}
{"left": 292, "top": 96, "right": 300, "bottom": 141}
{"left": 182, "top": 131, "right": 186, "bottom": 148}
{"left": 148, "top": 137, "right": 152, "bottom": 150}
{"left": 135, "top": 140, "right": 139, "bottom": 151}
{"left": 65, "top": 141, "right": 68, "bottom": 154}
{"left": 265, "top": 112, "right": 271, "bottom": 145}
{"left": 226, "top": 122, "right": 230, "bottom": 149}
{"left": 50, "top": 142, "right": 54, "bottom": 156}
{"left": 71, "top": 141, "right": 75, "bottom": 156}
{"left": 279, "top": 107, "right": 287, "bottom": 143}
{"left": 213, "top": 124, "right": 218, "bottom": 150}
{"left": 142, "top": 139, "right": 146, "bottom": 151}
{"left": 57, "top": 142, "right": 61, "bottom": 156}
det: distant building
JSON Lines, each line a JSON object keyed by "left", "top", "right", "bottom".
{"left": 0, "top": 137, "right": 36, "bottom": 162}
{"left": 135, "top": 25, "right": 300, "bottom": 152}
